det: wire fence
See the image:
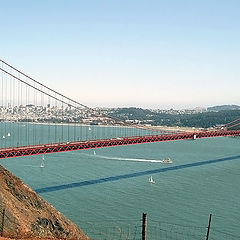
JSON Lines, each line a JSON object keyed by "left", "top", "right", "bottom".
{"left": 0, "top": 208, "right": 239, "bottom": 240}
{"left": 78, "top": 220, "right": 142, "bottom": 240}
{"left": 77, "top": 214, "right": 240, "bottom": 240}
{"left": 147, "top": 221, "right": 206, "bottom": 240}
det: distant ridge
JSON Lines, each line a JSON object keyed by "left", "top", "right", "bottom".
{"left": 207, "top": 105, "right": 240, "bottom": 112}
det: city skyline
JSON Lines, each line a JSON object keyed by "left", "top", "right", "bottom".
{"left": 1, "top": 0, "right": 240, "bottom": 109}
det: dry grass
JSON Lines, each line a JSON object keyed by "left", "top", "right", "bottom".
{"left": 0, "top": 237, "right": 79, "bottom": 240}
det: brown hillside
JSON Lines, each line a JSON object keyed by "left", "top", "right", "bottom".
{"left": 0, "top": 238, "right": 70, "bottom": 240}
{"left": 0, "top": 165, "right": 89, "bottom": 240}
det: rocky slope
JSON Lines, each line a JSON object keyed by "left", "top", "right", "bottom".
{"left": 0, "top": 165, "right": 89, "bottom": 240}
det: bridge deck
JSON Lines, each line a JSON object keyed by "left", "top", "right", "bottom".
{"left": 1, "top": 130, "right": 240, "bottom": 159}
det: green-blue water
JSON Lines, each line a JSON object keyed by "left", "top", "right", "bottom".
{"left": 0, "top": 124, "right": 240, "bottom": 239}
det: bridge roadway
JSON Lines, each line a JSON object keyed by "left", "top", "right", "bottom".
{"left": 0, "top": 129, "right": 240, "bottom": 159}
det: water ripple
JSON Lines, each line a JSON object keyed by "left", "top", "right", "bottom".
{"left": 35, "top": 155, "right": 240, "bottom": 194}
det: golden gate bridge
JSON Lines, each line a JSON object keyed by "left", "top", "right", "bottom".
{"left": 0, "top": 59, "right": 240, "bottom": 159}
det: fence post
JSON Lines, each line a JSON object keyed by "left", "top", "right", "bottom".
{"left": 142, "top": 212, "right": 147, "bottom": 240}
{"left": 1, "top": 208, "right": 5, "bottom": 237}
{"left": 206, "top": 213, "right": 212, "bottom": 240}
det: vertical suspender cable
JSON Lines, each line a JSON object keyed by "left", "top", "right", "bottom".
{"left": 12, "top": 69, "right": 15, "bottom": 147}
{"left": 61, "top": 96, "right": 64, "bottom": 142}
{"left": 54, "top": 93, "right": 57, "bottom": 143}
{"left": 33, "top": 81, "right": 35, "bottom": 145}
{"left": 48, "top": 91, "right": 50, "bottom": 144}
{"left": 4, "top": 72, "right": 7, "bottom": 148}
{"left": 17, "top": 72, "right": 20, "bottom": 147}
{"left": 41, "top": 86, "right": 43, "bottom": 145}
{"left": 19, "top": 74, "right": 22, "bottom": 146}
{"left": 1, "top": 62, "right": 3, "bottom": 148}
{"left": 67, "top": 102, "right": 70, "bottom": 142}
{"left": 9, "top": 68, "right": 12, "bottom": 147}
{"left": 26, "top": 79, "right": 28, "bottom": 145}
{"left": 74, "top": 103, "right": 76, "bottom": 142}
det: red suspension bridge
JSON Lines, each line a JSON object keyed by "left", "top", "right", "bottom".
{"left": 0, "top": 59, "right": 240, "bottom": 159}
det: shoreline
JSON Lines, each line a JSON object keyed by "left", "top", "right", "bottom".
{"left": 0, "top": 121, "right": 205, "bottom": 132}
{"left": 151, "top": 125, "right": 204, "bottom": 133}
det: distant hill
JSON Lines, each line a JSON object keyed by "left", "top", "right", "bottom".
{"left": 111, "top": 107, "right": 154, "bottom": 120}
{"left": 207, "top": 105, "right": 240, "bottom": 112}
{"left": 0, "top": 165, "right": 89, "bottom": 240}
{"left": 109, "top": 107, "right": 240, "bottom": 128}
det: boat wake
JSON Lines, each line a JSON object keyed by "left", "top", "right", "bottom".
{"left": 82, "top": 153, "right": 166, "bottom": 163}
{"left": 13, "top": 164, "right": 41, "bottom": 168}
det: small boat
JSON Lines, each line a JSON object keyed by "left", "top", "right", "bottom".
{"left": 93, "top": 151, "right": 96, "bottom": 155}
{"left": 89, "top": 127, "right": 91, "bottom": 131}
{"left": 2, "top": 135, "right": 5, "bottom": 139}
{"left": 7, "top": 133, "right": 11, "bottom": 137}
{"left": 40, "top": 155, "right": 45, "bottom": 168}
{"left": 149, "top": 176, "right": 155, "bottom": 184}
{"left": 162, "top": 158, "right": 173, "bottom": 164}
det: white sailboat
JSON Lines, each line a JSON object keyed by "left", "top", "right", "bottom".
{"left": 40, "top": 155, "right": 45, "bottom": 168}
{"left": 2, "top": 135, "right": 5, "bottom": 139}
{"left": 89, "top": 127, "right": 91, "bottom": 131}
{"left": 93, "top": 150, "right": 96, "bottom": 155}
{"left": 7, "top": 132, "right": 11, "bottom": 137}
{"left": 149, "top": 176, "right": 155, "bottom": 184}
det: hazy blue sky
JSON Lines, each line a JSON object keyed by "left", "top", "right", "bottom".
{"left": 1, "top": 0, "right": 240, "bottom": 109}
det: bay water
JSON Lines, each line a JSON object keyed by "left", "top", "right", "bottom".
{"left": 0, "top": 123, "right": 240, "bottom": 239}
